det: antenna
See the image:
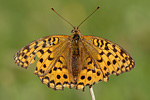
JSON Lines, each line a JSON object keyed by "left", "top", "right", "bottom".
{"left": 77, "top": 6, "right": 100, "bottom": 29}
{"left": 51, "top": 7, "right": 75, "bottom": 28}
{"left": 51, "top": 6, "right": 100, "bottom": 29}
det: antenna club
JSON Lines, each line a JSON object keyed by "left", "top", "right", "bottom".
{"left": 51, "top": 7, "right": 54, "bottom": 11}
{"left": 97, "top": 6, "right": 100, "bottom": 9}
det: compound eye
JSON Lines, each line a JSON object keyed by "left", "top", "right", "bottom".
{"left": 71, "top": 30, "right": 74, "bottom": 33}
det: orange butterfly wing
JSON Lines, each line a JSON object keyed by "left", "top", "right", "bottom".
{"left": 14, "top": 35, "right": 68, "bottom": 69}
{"left": 75, "top": 36, "right": 135, "bottom": 90}
{"left": 14, "top": 35, "right": 77, "bottom": 90}
{"left": 38, "top": 46, "right": 76, "bottom": 90}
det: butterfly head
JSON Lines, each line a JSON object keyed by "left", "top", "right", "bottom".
{"left": 71, "top": 27, "right": 81, "bottom": 34}
{"left": 71, "top": 27, "right": 82, "bottom": 42}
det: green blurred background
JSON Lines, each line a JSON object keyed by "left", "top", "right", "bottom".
{"left": 0, "top": 0, "right": 150, "bottom": 100}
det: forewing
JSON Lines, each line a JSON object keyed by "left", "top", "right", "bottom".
{"left": 14, "top": 35, "right": 68, "bottom": 69}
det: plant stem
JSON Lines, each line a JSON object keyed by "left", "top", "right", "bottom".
{"left": 89, "top": 85, "right": 95, "bottom": 100}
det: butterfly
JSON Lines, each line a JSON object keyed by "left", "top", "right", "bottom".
{"left": 14, "top": 6, "right": 135, "bottom": 91}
